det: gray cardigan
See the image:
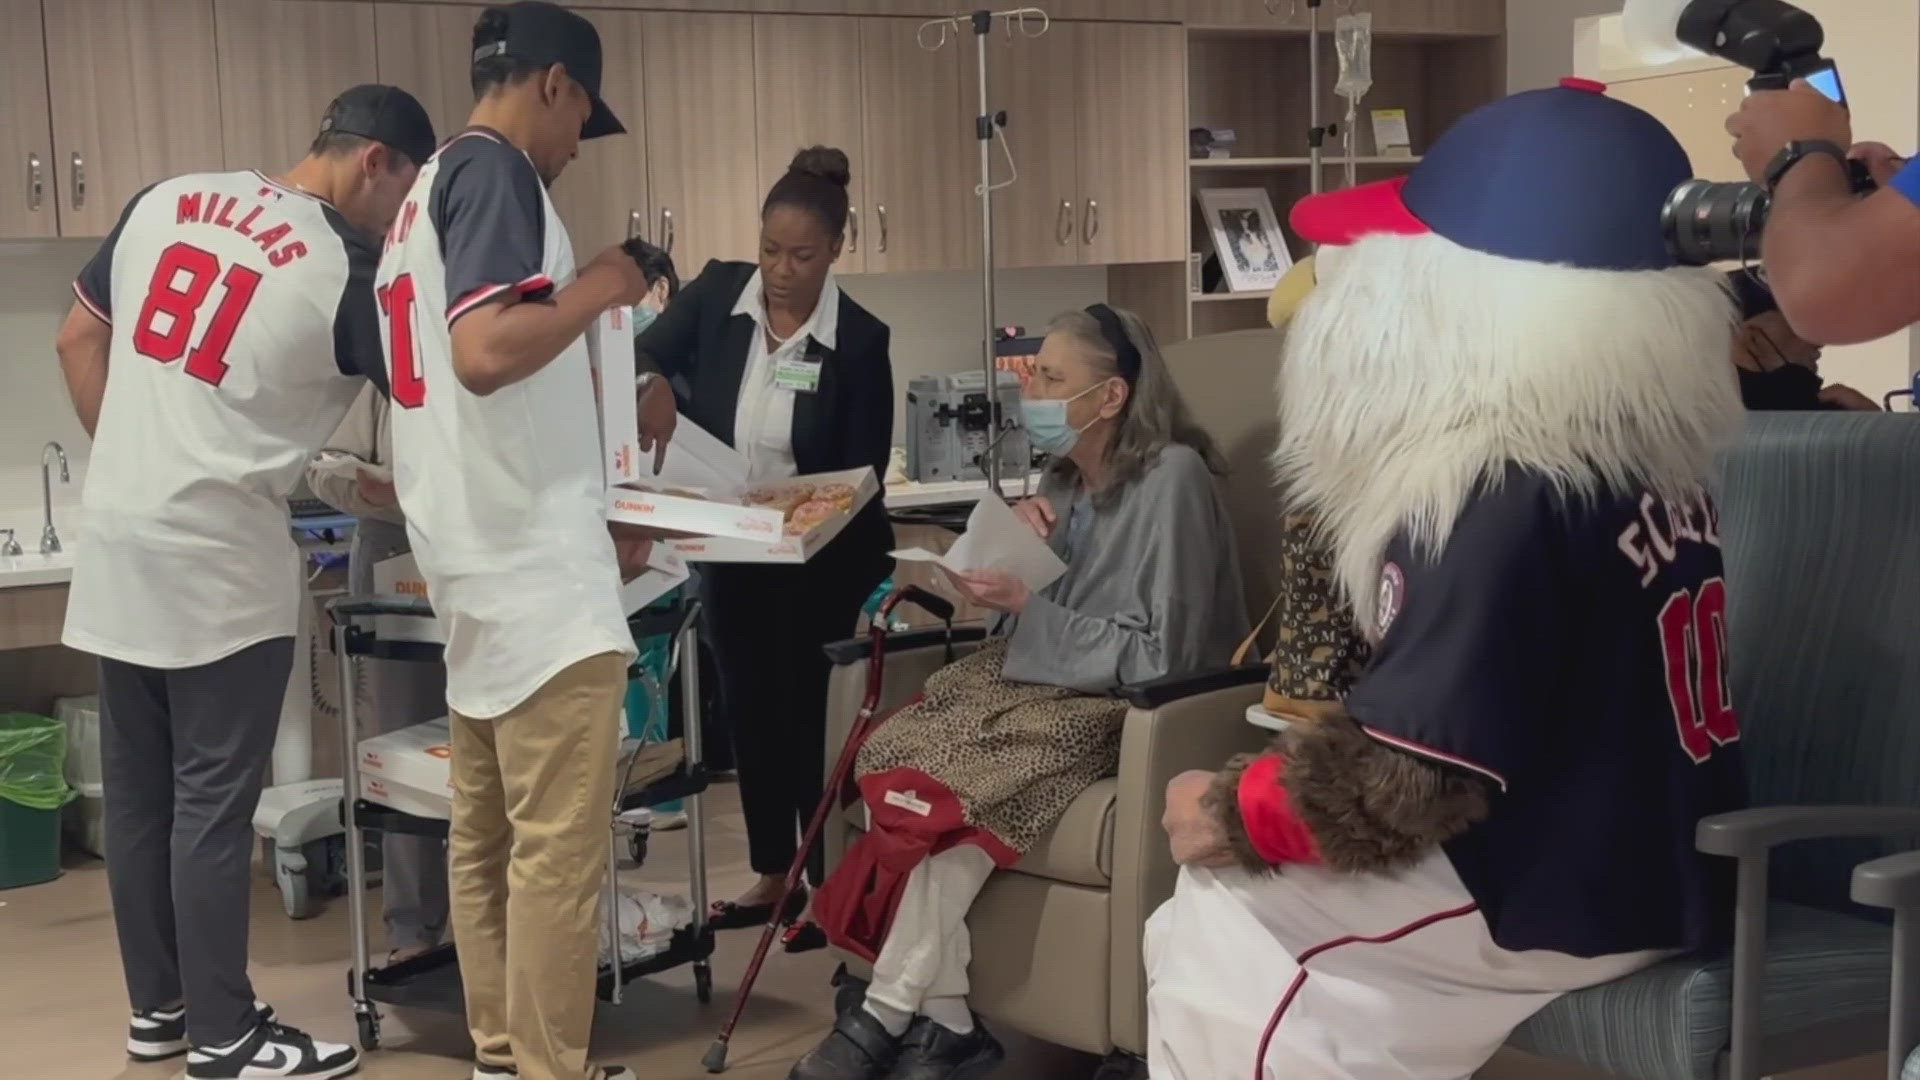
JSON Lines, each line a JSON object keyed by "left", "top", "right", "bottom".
{"left": 1000, "top": 443, "right": 1249, "bottom": 693}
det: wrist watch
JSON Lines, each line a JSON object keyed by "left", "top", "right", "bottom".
{"left": 1764, "top": 139, "right": 1849, "bottom": 191}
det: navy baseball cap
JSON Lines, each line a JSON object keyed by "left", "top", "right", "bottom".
{"left": 473, "top": 1, "right": 625, "bottom": 140}
{"left": 319, "top": 85, "right": 437, "bottom": 167}
{"left": 1292, "top": 78, "right": 1694, "bottom": 271}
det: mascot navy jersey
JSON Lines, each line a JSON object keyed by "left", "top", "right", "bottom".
{"left": 1345, "top": 465, "right": 1746, "bottom": 957}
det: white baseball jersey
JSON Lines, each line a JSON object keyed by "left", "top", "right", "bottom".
{"left": 63, "top": 171, "right": 383, "bottom": 669}
{"left": 378, "top": 127, "right": 633, "bottom": 719}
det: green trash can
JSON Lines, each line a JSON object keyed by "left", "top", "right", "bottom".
{"left": 0, "top": 712, "right": 75, "bottom": 889}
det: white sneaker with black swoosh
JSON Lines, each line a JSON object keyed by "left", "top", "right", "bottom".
{"left": 185, "top": 1020, "right": 358, "bottom": 1079}
{"left": 128, "top": 1000, "right": 277, "bottom": 1061}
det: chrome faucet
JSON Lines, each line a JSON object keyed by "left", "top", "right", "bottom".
{"left": 0, "top": 529, "right": 19, "bottom": 557}
{"left": 41, "top": 441, "right": 68, "bottom": 555}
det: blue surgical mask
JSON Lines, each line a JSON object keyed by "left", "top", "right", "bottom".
{"left": 633, "top": 303, "right": 660, "bottom": 335}
{"left": 1019, "top": 381, "right": 1104, "bottom": 456}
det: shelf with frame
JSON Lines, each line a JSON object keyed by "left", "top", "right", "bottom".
{"left": 1171, "top": 24, "right": 1503, "bottom": 342}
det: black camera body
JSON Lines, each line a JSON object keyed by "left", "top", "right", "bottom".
{"left": 1657, "top": 0, "right": 1874, "bottom": 265}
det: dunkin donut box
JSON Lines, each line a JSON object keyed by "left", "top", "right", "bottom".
{"left": 605, "top": 417, "right": 877, "bottom": 564}
{"left": 357, "top": 716, "right": 455, "bottom": 820}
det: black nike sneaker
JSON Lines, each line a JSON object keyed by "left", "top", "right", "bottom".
{"left": 185, "top": 1020, "right": 358, "bottom": 1079}
{"left": 128, "top": 1000, "right": 276, "bottom": 1062}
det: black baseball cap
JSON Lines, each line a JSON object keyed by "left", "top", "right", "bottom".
{"left": 318, "top": 85, "right": 437, "bottom": 167}
{"left": 473, "top": 1, "right": 625, "bottom": 140}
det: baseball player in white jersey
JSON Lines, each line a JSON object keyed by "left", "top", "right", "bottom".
{"left": 54, "top": 86, "right": 435, "bottom": 1080}
{"left": 375, "top": 6, "right": 673, "bottom": 1080}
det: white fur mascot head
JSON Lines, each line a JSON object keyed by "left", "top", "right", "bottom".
{"left": 1268, "top": 79, "right": 1746, "bottom": 634}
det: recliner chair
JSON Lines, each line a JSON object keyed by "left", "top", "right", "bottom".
{"left": 820, "top": 328, "right": 1291, "bottom": 1073}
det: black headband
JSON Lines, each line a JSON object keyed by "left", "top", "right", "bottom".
{"left": 1085, "top": 303, "right": 1142, "bottom": 384}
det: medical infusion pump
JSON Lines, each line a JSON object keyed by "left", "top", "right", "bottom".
{"left": 906, "top": 370, "right": 1029, "bottom": 483}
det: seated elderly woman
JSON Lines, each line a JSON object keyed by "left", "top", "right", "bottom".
{"left": 792, "top": 304, "right": 1249, "bottom": 1080}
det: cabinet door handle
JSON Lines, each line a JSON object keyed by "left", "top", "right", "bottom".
{"left": 1056, "top": 199, "right": 1074, "bottom": 246}
{"left": 627, "top": 209, "right": 641, "bottom": 241}
{"left": 848, "top": 206, "right": 859, "bottom": 253}
{"left": 660, "top": 207, "right": 674, "bottom": 253}
{"left": 1083, "top": 198, "right": 1099, "bottom": 245}
{"left": 70, "top": 152, "right": 84, "bottom": 210}
{"left": 27, "top": 153, "right": 43, "bottom": 211}
{"left": 877, "top": 203, "right": 889, "bottom": 253}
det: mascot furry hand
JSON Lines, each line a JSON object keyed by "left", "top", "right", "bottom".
{"left": 1191, "top": 79, "right": 1749, "bottom": 891}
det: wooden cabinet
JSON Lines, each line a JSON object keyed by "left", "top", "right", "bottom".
{"left": 549, "top": 8, "right": 649, "bottom": 256}
{"left": 986, "top": 20, "right": 1082, "bottom": 269}
{"left": 217, "top": 1, "right": 379, "bottom": 172}
{"left": 372, "top": 3, "right": 483, "bottom": 148}
{"left": 43, "top": 0, "right": 226, "bottom": 236}
{"left": 985, "top": 21, "right": 1185, "bottom": 269}
{"left": 642, "top": 12, "right": 762, "bottom": 278}
{"left": 860, "top": 16, "right": 976, "bottom": 274}
{"left": 0, "top": 0, "right": 58, "bottom": 238}
{"left": 1077, "top": 23, "right": 1186, "bottom": 265}
{"left": 754, "top": 14, "right": 867, "bottom": 272}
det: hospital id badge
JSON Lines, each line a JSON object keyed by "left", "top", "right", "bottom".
{"left": 774, "top": 354, "right": 823, "bottom": 393}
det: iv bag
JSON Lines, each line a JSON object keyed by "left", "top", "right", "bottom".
{"left": 1334, "top": 12, "right": 1373, "bottom": 102}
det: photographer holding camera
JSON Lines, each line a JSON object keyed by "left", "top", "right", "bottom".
{"left": 1726, "top": 83, "right": 1920, "bottom": 345}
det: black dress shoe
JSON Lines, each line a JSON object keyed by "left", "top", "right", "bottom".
{"left": 788, "top": 1007, "right": 902, "bottom": 1080}
{"left": 885, "top": 1016, "right": 1004, "bottom": 1080}
{"left": 710, "top": 884, "right": 809, "bottom": 931}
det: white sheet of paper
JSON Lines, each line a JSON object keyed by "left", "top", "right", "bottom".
{"left": 633, "top": 417, "right": 748, "bottom": 497}
{"left": 891, "top": 495, "right": 1067, "bottom": 593}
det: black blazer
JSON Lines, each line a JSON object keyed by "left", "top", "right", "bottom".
{"left": 637, "top": 259, "right": 895, "bottom": 578}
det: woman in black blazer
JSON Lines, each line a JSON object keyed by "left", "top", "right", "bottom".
{"left": 638, "top": 146, "right": 894, "bottom": 933}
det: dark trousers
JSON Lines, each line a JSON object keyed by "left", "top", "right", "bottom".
{"left": 98, "top": 637, "right": 295, "bottom": 1045}
{"left": 705, "top": 554, "right": 883, "bottom": 884}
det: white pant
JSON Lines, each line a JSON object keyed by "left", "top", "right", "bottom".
{"left": 867, "top": 845, "right": 997, "bottom": 1016}
{"left": 1145, "top": 853, "right": 1665, "bottom": 1080}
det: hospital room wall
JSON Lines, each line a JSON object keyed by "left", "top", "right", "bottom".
{"left": 0, "top": 242, "right": 1106, "bottom": 514}
{"left": 1517, "top": 0, "right": 1920, "bottom": 398}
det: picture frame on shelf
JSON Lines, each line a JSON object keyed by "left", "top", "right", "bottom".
{"left": 1197, "top": 187, "right": 1291, "bottom": 295}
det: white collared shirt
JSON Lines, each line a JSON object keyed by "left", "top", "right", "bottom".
{"left": 731, "top": 269, "right": 840, "bottom": 482}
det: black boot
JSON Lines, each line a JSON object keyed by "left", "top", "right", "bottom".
{"left": 885, "top": 1016, "right": 1005, "bottom": 1080}
{"left": 788, "top": 1007, "right": 903, "bottom": 1080}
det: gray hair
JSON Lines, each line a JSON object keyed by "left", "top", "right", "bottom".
{"left": 1046, "top": 306, "right": 1226, "bottom": 506}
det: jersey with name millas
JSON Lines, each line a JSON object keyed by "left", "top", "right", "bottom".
{"left": 378, "top": 128, "right": 633, "bottom": 719}
{"left": 1343, "top": 465, "right": 1747, "bottom": 958}
{"left": 63, "top": 170, "right": 381, "bottom": 669}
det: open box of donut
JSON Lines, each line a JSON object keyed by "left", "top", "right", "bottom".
{"left": 605, "top": 417, "right": 878, "bottom": 564}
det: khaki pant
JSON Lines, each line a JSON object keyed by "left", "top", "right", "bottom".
{"left": 449, "top": 652, "right": 627, "bottom": 1080}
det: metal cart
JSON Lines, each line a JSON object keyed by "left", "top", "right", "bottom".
{"left": 328, "top": 594, "right": 715, "bottom": 1052}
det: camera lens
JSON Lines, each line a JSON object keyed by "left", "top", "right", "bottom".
{"left": 1662, "top": 179, "right": 1770, "bottom": 265}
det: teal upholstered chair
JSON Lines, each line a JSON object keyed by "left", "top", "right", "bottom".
{"left": 1850, "top": 850, "right": 1920, "bottom": 1080}
{"left": 1508, "top": 413, "right": 1920, "bottom": 1080}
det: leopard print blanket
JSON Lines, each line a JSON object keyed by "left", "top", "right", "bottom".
{"left": 854, "top": 639, "right": 1126, "bottom": 858}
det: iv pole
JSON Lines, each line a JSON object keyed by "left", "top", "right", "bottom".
{"left": 919, "top": 8, "right": 1048, "bottom": 497}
